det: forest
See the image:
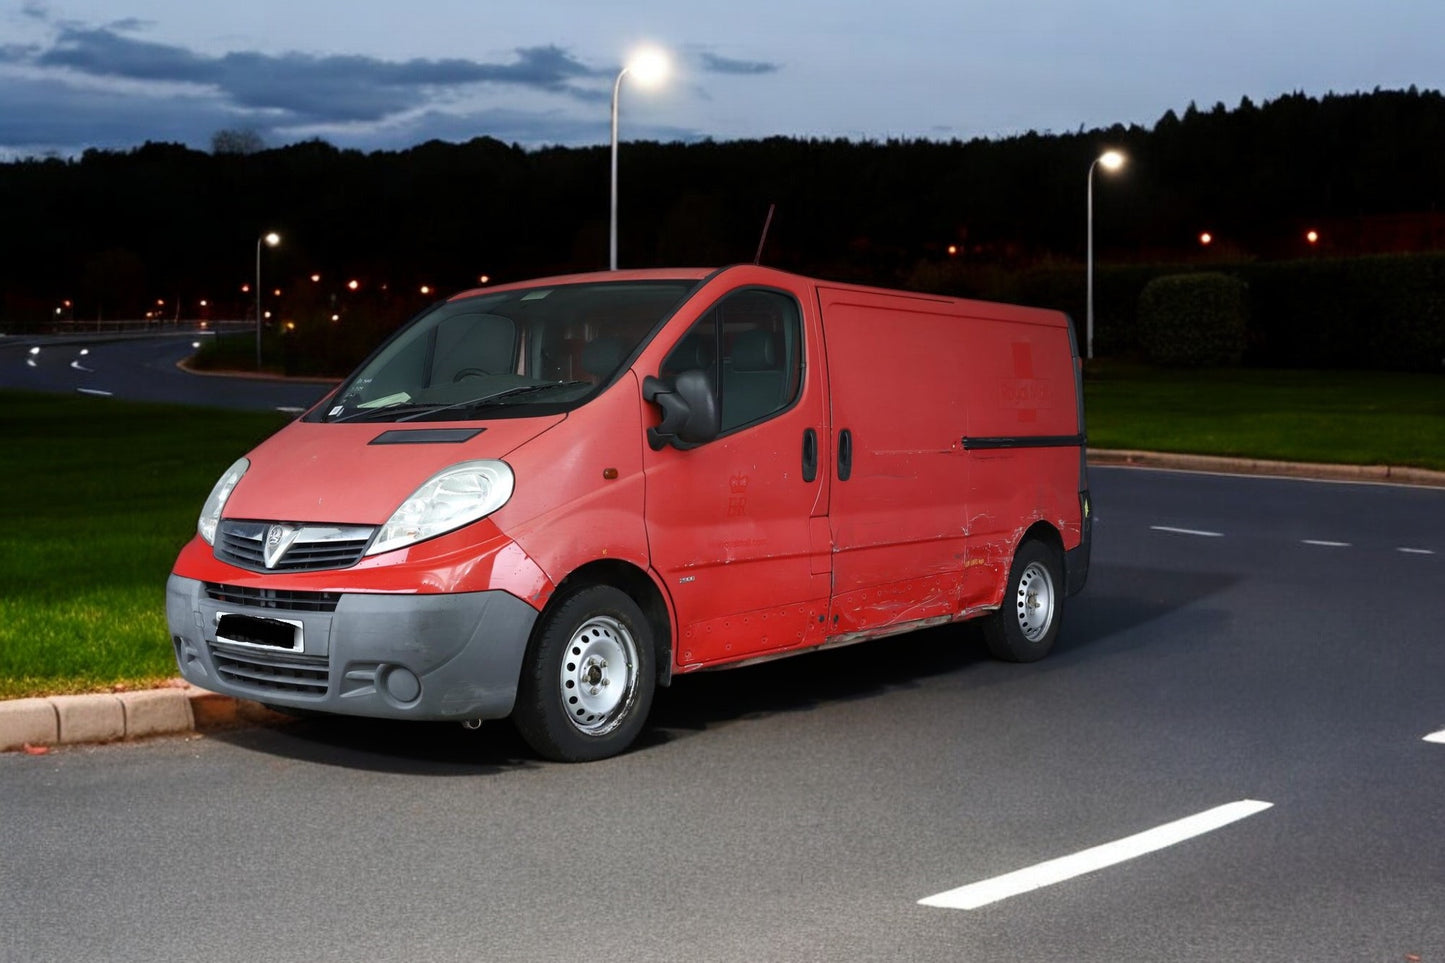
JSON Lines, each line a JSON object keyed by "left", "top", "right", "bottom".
{"left": 2, "top": 87, "right": 1442, "bottom": 368}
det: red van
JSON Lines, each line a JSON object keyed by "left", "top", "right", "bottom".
{"left": 166, "top": 265, "right": 1091, "bottom": 761}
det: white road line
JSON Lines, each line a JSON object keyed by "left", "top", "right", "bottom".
{"left": 1425, "top": 730, "right": 1445, "bottom": 745}
{"left": 1150, "top": 525, "right": 1224, "bottom": 538}
{"left": 1301, "top": 539, "right": 1351, "bottom": 547}
{"left": 1399, "top": 548, "right": 1436, "bottom": 556}
{"left": 918, "top": 800, "right": 1274, "bottom": 911}
{"left": 75, "top": 388, "right": 113, "bottom": 397}
{"left": 275, "top": 406, "right": 306, "bottom": 414}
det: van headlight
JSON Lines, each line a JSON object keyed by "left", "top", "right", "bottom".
{"left": 199, "top": 457, "right": 249, "bottom": 545}
{"left": 367, "top": 460, "right": 515, "bottom": 557}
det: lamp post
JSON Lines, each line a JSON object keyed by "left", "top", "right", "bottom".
{"left": 255, "top": 232, "right": 280, "bottom": 368}
{"left": 609, "top": 49, "right": 669, "bottom": 270}
{"left": 1086, "top": 150, "right": 1125, "bottom": 361}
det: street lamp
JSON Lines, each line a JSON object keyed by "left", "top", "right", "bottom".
{"left": 610, "top": 48, "right": 669, "bottom": 270}
{"left": 255, "top": 232, "right": 281, "bottom": 368}
{"left": 1086, "top": 150, "right": 1125, "bottom": 361}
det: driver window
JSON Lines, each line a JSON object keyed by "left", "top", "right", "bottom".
{"left": 660, "top": 288, "right": 802, "bottom": 433}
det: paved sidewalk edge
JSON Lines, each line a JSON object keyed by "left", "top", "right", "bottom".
{"left": 1088, "top": 449, "right": 1445, "bottom": 488}
{"left": 1, "top": 683, "right": 287, "bottom": 753}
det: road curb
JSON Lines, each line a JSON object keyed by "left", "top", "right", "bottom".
{"left": 1088, "top": 449, "right": 1445, "bottom": 488}
{"left": 0, "top": 683, "right": 286, "bottom": 754}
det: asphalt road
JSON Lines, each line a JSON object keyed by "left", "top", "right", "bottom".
{"left": 0, "top": 331, "right": 333, "bottom": 411}
{"left": 2, "top": 466, "right": 1441, "bottom": 962}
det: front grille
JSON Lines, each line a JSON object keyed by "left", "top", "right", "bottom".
{"left": 205, "top": 583, "right": 341, "bottom": 613}
{"left": 210, "top": 642, "right": 330, "bottom": 696}
{"left": 215, "top": 521, "right": 374, "bottom": 572}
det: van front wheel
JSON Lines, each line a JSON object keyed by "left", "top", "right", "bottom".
{"left": 512, "top": 585, "right": 655, "bottom": 762}
{"left": 982, "top": 540, "right": 1063, "bottom": 663}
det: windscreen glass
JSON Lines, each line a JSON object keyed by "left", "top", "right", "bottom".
{"left": 320, "top": 279, "right": 696, "bottom": 423}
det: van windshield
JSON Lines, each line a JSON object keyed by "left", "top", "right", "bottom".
{"left": 317, "top": 279, "right": 697, "bottom": 423}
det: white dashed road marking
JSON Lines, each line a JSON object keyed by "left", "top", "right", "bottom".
{"left": 919, "top": 800, "right": 1274, "bottom": 910}
{"left": 1302, "top": 539, "right": 1351, "bottom": 547}
{"left": 1398, "top": 548, "right": 1436, "bottom": 556}
{"left": 1425, "top": 730, "right": 1445, "bottom": 745}
{"left": 1150, "top": 525, "right": 1224, "bottom": 538}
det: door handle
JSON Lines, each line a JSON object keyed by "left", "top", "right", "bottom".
{"left": 802, "top": 428, "right": 818, "bottom": 482}
{"left": 837, "top": 428, "right": 853, "bottom": 481}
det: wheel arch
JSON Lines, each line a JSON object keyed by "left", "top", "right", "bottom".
{"left": 549, "top": 559, "right": 675, "bottom": 686}
{"left": 1020, "top": 519, "right": 1065, "bottom": 559}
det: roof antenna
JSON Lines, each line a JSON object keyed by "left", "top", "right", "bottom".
{"left": 753, "top": 203, "right": 776, "bottom": 265}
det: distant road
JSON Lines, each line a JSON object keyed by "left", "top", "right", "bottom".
{"left": 0, "top": 331, "right": 335, "bottom": 412}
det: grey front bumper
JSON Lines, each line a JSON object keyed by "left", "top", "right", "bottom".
{"left": 166, "top": 575, "right": 538, "bottom": 721}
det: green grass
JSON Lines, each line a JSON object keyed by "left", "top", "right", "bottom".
{"left": 0, "top": 392, "right": 289, "bottom": 699}
{"left": 1085, "top": 365, "right": 1445, "bottom": 472}
{"left": 1, "top": 366, "right": 1442, "bottom": 699}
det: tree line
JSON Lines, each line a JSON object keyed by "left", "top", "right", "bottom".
{"left": 2, "top": 87, "right": 1442, "bottom": 330}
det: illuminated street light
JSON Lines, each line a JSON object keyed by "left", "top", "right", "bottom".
{"left": 1086, "top": 150, "right": 1125, "bottom": 360}
{"left": 1306, "top": 229, "right": 1320, "bottom": 245}
{"left": 256, "top": 232, "right": 281, "bottom": 368}
{"left": 1199, "top": 231, "right": 1214, "bottom": 246}
{"left": 610, "top": 47, "right": 669, "bottom": 270}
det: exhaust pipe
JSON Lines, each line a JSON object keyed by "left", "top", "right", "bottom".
{"left": 460, "top": 719, "right": 484, "bottom": 731}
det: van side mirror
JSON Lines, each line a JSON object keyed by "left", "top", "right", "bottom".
{"left": 643, "top": 370, "right": 720, "bottom": 451}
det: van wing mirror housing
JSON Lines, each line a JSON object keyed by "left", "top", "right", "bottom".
{"left": 643, "top": 370, "right": 720, "bottom": 451}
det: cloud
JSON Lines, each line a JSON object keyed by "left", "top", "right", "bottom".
{"left": 23, "top": 24, "right": 606, "bottom": 124}
{"left": 0, "top": 12, "right": 777, "bottom": 156}
{"left": 700, "top": 52, "right": 780, "bottom": 76}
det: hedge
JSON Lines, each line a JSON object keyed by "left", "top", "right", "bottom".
{"left": 910, "top": 251, "right": 1445, "bottom": 371}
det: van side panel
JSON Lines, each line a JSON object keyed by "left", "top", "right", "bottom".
{"left": 817, "top": 283, "right": 1084, "bottom": 638}
{"left": 960, "top": 311, "right": 1085, "bottom": 607}
{"left": 816, "top": 288, "right": 973, "bottom": 635}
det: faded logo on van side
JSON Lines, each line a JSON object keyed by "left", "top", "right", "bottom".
{"left": 728, "top": 474, "right": 749, "bottom": 517}
{"left": 998, "top": 379, "right": 1054, "bottom": 407}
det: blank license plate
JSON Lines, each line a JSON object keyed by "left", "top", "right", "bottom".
{"left": 215, "top": 613, "right": 304, "bottom": 651}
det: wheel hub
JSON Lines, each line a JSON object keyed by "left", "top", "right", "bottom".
{"left": 1015, "top": 561, "right": 1056, "bottom": 642}
{"left": 558, "top": 616, "right": 636, "bottom": 734}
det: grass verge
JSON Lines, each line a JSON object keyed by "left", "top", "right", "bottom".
{"left": 1084, "top": 365, "right": 1445, "bottom": 472}
{"left": 0, "top": 392, "right": 289, "bottom": 699}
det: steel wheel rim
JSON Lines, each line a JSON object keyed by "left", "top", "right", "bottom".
{"left": 558, "top": 615, "right": 638, "bottom": 735}
{"left": 1015, "top": 561, "right": 1056, "bottom": 642}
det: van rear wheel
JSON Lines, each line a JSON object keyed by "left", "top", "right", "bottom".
{"left": 982, "top": 539, "right": 1063, "bottom": 663}
{"left": 512, "top": 585, "right": 655, "bottom": 762}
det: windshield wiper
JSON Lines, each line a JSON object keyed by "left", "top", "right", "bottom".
{"left": 394, "top": 381, "right": 590, "bottom": 422}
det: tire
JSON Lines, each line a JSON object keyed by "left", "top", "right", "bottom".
{"left": 982, "top": 539, "right": 1063, "bottom": 663}
{"left": 512, "top": 585, "right": 656, "bottom": 762}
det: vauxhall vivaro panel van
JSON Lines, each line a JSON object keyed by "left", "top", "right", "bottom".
{"left": 167, "top": 265, "right": 1090, "bottom": 760}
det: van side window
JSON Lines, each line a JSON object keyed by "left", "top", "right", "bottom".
{"left": 661, "top": 289, "right": 802, "bottom": 433}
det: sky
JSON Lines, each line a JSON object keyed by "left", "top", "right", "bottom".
{"left": 1, "top": 0, "right": 1441, "bottom": 158}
